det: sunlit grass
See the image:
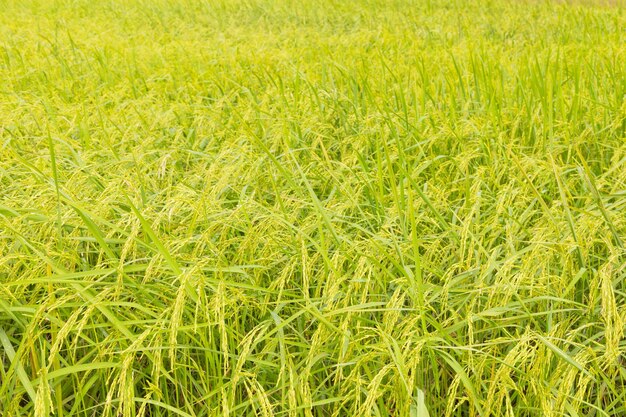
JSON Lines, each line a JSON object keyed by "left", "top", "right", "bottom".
{"left": 1, "top": 0, "right": 625, "bottom": 416}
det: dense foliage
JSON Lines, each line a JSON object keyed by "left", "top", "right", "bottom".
{"left": 1, "top": 1, "right": 625, "bottom": 416}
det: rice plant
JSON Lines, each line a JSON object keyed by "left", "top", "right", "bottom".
{"left": 1, "top": 0, "right": 625, "bottom": 416}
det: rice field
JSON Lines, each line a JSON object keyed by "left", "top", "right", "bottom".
{"left": 1, "top": 0, "right": 625, "bottom": 416}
